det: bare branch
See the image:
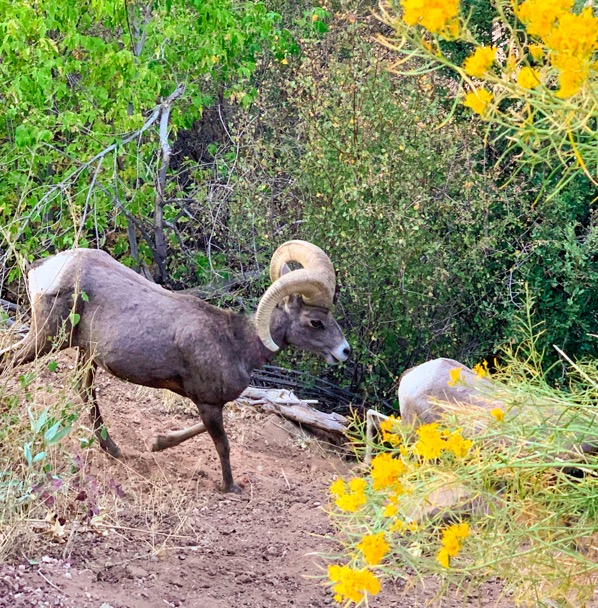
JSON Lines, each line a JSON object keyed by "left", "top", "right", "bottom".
{"left": 29, "top": 84, "right": 186, "bottom": 226}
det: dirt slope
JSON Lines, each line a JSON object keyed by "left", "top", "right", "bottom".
{"left": 0, "top": 362, "right": 511, "bottom": 608}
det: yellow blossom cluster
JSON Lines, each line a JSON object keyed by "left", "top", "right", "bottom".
{"left": 463, "top": 46, "right": 497, "bottom": 77}
{"left": 516, "top": 0, "right": 598, "bottom": 98}
{"left": 437, "top": 522, "right": 470, "bottom": 567}
{"left": 516, "top": 0, "right": 574, "bottom": 39}
{"left": 400, "top": 0, "right": 460, "bottom": 36}
{"left": 462, "top": 88, "right": 493, "bottom": 117}
{"left": 328, "top": 564, "right": 381, "bottom": 604}
{"left": 447, "top": 366, "right": 463, "bottom": 386}
{"left": 370, "top": 452, "right": 406, "bottom": 490}
{"left": 472, "top": 360, "right": 489, "bottom": 378}
{"left": 389, "top": 518, "right": 418, "bottom": 533}
{"left": 490, "top": 407, "right": 505, "bottom": 422}
{"left": 356, "top": 532, "right": 390, "bottom": 565}
{"left": 414, "top": 423, "right": 472, "bottom": 460}
{"left": 379, "top": 415, "right": 402, "bottom": 446}
{"left": 331, "top": 477, "right": 368, "bottom": 512}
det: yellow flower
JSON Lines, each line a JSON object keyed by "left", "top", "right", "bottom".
{"left": 517, "top": 67, "right": 541, "bottom": 89}
{"left": 437, "top": 547, "right": 450, "bottom": 567}
{"left": 328, "top": 564, "right": 381, "bottom": 604}
{"left": 528, "top": 44, "right": 544, "bottom": 61}
{"left": 335, "top": 491, "right": 367, "bottom": 512}
{"left": 463, "top": 46, "right": 497, "bottom": 77}
{"left": 437, "top": 522, "right": 469, "bottom": 566}
{"left": 447, "top": 366, "right": 462, "bottom": 387}
{"left": 401, "top": 0, "right": 460, "bottom": 36}
{"left": 330, "top": 478, "right": 346, "bottom": 498}
{"left": 445, "top": 430, "right": 472, "bottom": 457}
{"left": 462, "top": 88, "right": 493, "bottom": 116}
{"left": 383, "top": 503, "right": 398, "bottom": 517}
{"left": 370, "top": 452, "right": 406, "bottom": 490}
{"left": 553, "top": 54, "right": 589, "bottom": 98}
{"left": 545, "top": 8, "right": 598, "bottom": 60}
{"left": 348, "top": 477, "right": 368, "bottom": 494}
{"left": 490, "top": 407, "right": 504, "bottom": 422}
{"left": 356, "top": 532, "right": 390, "bottom": 565}
{"left": 414, "top": 422, "right": 446, "bottom": 460}
{"left": 333, "top": 477, "right": 367, "bottom": 512}
{"left": 516, "top": 0, "right": 574, "bottom": 39}
{"left": 472, "top": 360, "right": 489, "bottom": 378}
{"left": 389, "top": 518, "right": 406, "bottom": 533}
{"left": 380, "top": 415, "right": 402, "bottom": 446}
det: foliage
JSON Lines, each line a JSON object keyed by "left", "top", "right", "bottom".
{"left": 276, "top": 12, "right": 596, "bottom": 395}
{"left": 325, "top": 328, "right": 598, "bottom": 605}
{"left": 0, "top": 332, "right": 127, "bottom": 557}
{"left": 377, "top": 0, "right": 598, "bottom": 191}
{"left": 0, "top": 0, "right": 293, "bottom": 278}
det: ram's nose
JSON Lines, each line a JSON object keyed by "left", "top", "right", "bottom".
{"left": 333, "top": 340, "right": 351, "bottom": 363}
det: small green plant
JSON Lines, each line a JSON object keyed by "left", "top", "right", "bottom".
{"left": 23, "top": 405, "right": 75, "bottom": 468}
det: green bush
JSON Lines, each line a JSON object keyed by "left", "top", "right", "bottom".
{"left": 266, "top": 13, "right": 596, "bottom": 397}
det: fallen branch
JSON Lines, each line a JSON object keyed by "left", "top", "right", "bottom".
{"left": 238, "top": 387, "right": 348, "bottom": 435}
{"left": 0, "top": 298, "right": 18, "bottom": 312}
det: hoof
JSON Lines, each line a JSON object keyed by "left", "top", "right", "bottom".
{"left": 102, "top": 444, "right": 122, "bottom": 459}
{"left": 223, "top": 482, "right": 243, "bottom": 495}
{"left": 151, "top": 435, "right": 173, "bottom": 452}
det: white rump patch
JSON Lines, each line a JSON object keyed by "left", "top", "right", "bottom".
{"left": 29, "top": 251, "right": 77, "bottom": 298}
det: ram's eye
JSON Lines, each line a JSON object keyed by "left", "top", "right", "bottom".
{"left": 310, "top": 320, "right": 325, "bottom": 330}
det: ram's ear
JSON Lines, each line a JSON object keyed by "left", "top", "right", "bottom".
{"left": 280, "top": 263, "right": 291, "bottom": 276}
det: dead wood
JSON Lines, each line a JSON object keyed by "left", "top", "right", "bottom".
{"left": 238, "top": 387, "right": 348, "bottom": 436}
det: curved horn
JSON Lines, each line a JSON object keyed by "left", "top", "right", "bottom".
{"left": 255, "top": 241, "right": 336, "bottom": 351}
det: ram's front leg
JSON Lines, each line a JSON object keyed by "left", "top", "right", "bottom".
{"left": 196, "top": 403, "right": 241, "bottom": 494}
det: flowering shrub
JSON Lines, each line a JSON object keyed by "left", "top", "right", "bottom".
{"left": 377, "top": 0, "right": 598, "bottom": 188}
{"left": 325, "top": 353, "right": 598, "bottom": 605}
{"left": 325, "top": 415, "right": 475, "bottom": 604}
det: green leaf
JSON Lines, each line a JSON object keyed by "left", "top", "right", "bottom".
{"left": 43, "top": 421, "right": 61, "bottom": 443}
{"left": 24, "top": 443, "right": 33, "bottom": 466}
{"left": 32, "top": 451, "right": 46, "bottom": 463}
{"left": 48, "top": 360, "right": 58, "bottom": 373}
{"left": 45, "top": 425, "right": 72, "bottom": 446}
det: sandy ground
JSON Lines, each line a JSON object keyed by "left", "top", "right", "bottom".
{"left": 0, "top": 357, "right": 513, "bottom": 608}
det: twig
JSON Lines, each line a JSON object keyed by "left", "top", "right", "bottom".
{"left": 37, "top": 569, "right": 62, "bottom": 592}
{"left": 553, "top": 344, "right": 598, "bottom": 390}
{"left": 25, "top": 84, "right": 186, "bottom": 233}
{"left": 280, "top": 468, "right": 291, "bottom": 490}
{"left": 76, "top": 156, "right": 103, "bottom": 243}
{"left": 153, "top": 82, "right": 180, "bottom": 282}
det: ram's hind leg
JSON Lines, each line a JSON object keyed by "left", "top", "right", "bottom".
{"left": 76, "top": 350, "right": 121, "bottom": 458}
{"left": 0, "top": 329, "right": 54, "bottom": 372}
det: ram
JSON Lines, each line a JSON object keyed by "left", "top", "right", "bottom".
{"left": 0, "top": 241, "right": 351, "bottom": 493}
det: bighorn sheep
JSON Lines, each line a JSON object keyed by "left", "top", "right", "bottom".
{"left": 398, "top": 357, "right": 597, "bottom": 464}
{"left": 0, "top": 241, "right": 351, "bottom": 493}
{"left": 398, "top": 358, "right": 495, "bottom": 427}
